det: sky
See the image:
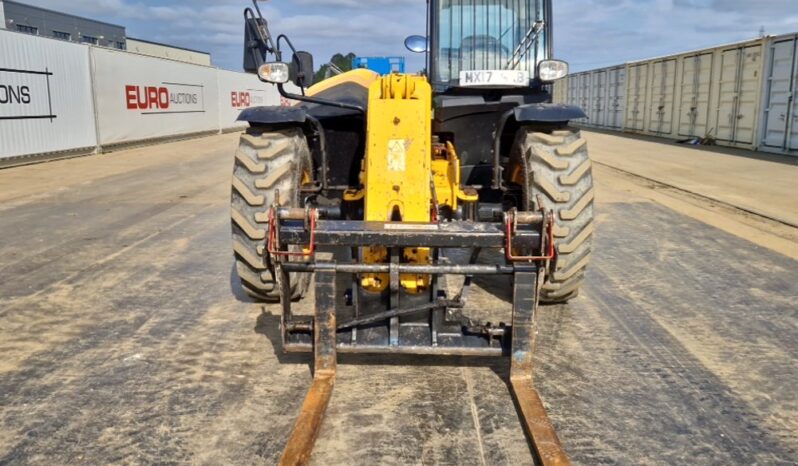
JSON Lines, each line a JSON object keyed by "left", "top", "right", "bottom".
{"left": 21, "top": 0, "right": 798, "bottom": 73}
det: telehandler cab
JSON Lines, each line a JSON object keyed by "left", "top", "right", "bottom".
{"left": 232, "top": 0, "right": 593, "bottom": 464}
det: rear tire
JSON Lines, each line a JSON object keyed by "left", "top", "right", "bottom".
{"left": 231, "top": 127, "right": 312, "bottom": 302}
{"left": 512, "top": 127, "right": 595, "bottom": 304}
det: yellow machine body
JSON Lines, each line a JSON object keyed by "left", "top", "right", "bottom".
{"left": 432, "top": 141, "right": 479, "bottom": 211}
{"left": 363, "top": 74, "right": 433, "bottom": 223}
{"left": 343, "top": 74, "right": 476, "bottom": 293}
{"left": 356, "top": 74, "right": 432, "bottom": 292}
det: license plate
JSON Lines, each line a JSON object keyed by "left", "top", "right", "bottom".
{"left": 459, "top": 70, "right": 530, "bottom": 87}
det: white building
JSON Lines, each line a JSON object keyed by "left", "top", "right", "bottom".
{"left": 126, "top": 38, "right": 211, "bottom": 66}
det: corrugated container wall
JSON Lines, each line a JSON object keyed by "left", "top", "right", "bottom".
{"left": 552, "top": 78, "right": 567, "bottom": 105}
{"left": 759, "top": 33, "right": 798, "bottom": 155}
{"left": 606, "top": 66, "right": 626, "bottom": 128}
{"left": 561, "top": 35, "right": 798, "bottom": 156}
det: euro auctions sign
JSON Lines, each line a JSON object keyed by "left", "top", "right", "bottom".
{"left": 230, "top": 90, "right": 267, "bottom": 109}
{"left": 0, "top": 67, "right": 56, "bottom": 121}
{"left": 125, "top": 82, "right": 206, "bottom": 114}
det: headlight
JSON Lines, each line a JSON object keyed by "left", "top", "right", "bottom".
{"left": 257, "top": 62, "right": 290, "bottom": 84}
{"left": 538, "top": 60, "right": 569, "bottom": 82}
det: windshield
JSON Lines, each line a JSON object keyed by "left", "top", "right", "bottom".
{"left": 433, "top": 0, "right": 547, "bottom": 87}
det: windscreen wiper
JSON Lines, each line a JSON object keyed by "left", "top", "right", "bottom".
{"left": 506, "top": 21, "right": 545, "bottom": 70}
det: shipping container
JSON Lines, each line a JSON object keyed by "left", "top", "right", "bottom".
{"left": 572, "top": 36, "right": 791, "bottom": 155}
{"left": 760, "top": 33, "right": 798, "bottom": 155}
{"left": 549, "top": 35, "right": 796, "bottom": 156}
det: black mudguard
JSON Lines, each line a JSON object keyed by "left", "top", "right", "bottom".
{"left": 237, "top": 80, "right": 370, "bottom": 126}
{"left": 513, "top": 103, "right": 587, "bottom": 123}
{"left": 237, "top": 106, "right": 307, "bottom": 125}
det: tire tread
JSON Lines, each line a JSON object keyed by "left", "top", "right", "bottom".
{"left": 514, "top": 127, "right": 595, "bottom": 304}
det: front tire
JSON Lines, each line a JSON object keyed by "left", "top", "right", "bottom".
{"left": 512, "top": 128, "right": 595, "bottom": 303}
{"left": 230, "top": 127, "right": 312, "bottom": 302}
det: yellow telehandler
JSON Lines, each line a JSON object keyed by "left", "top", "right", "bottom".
{"left": 231, "top": 1, "right": 593, "bottom": 464}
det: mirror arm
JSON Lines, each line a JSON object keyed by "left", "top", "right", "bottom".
{"left": 277, "top": 84, "right": 365, "bottom": 115}
{"left": 277, "top": 34, "right": 297, "bottom": 57}
{"left": 277, "top": 35, "right": 307, "bottom": 95}
{"left": 244, "top": 6, "right": 279, "bottom": 61}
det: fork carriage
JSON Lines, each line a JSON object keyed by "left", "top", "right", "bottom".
{"left": 268, "top": 206, "right": 569, "bottom": 466}
{"left": 274, "top": 206, "right": 550, "bottom": 355}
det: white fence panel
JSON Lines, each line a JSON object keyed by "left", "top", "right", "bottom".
{"left": 0, "top": 30, "right": 97, "bottom": 159}
{"left": 91, "top": 47, "right": 220, "bottom": 145}
{"left": 217, "top": 69, "right": 282, "bottom": 130}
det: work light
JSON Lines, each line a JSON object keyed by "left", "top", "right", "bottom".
{"left": 258, "top": 62, "right": 290, "bottom": 84}
{"left": 538, "top": 60, "right": 569, "bottom": 82}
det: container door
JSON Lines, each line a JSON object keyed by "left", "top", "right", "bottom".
{"left": 735, "top": 45, "right": 762, "bottom": 144}
{"left": 648, "top": 59, "right": 676, "bottom": 135}
{"left": 762, "top": 38, "right": 797, "bottom": 150}
{"left": 790, "top": 51, "right": 798, "bottom": 151}
{"left": 580, "top": 74, "right": 592, "bottom": 121}
{"left": 568, "top": 75, "right": 579, "bottom": 107}
{"left": 717, "top": 48, "right": 740, "bottom": 141}
{"left": 627, "top": 64, "right": 648, "bottom": 131}
{"left": 678, "top": 53, "right": 713, "bottom": 137}
{"left": 608, "top": 67, "right": 626, "bottom": 128}
{"left": 591, "top": 70, "right": 606, "bottom": 126}
{"left": 717, "top": 45, "right": 763, "bottom": 144}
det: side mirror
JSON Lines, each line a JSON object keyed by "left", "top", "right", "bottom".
{"left": 291, "top": 51, "right": 315, "bottom": 88}
{"left": 404, "top": 35, "right": 428, "bottom": 53}
{"left": 243, "top": 17, "right": 269, "bottom": 73}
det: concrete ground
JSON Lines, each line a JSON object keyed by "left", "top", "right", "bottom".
{"left": 583, "top": 130, "right": 798, "bottom": 227}
{"left": 0, "top": 132, "right": 796, "bottom": 465}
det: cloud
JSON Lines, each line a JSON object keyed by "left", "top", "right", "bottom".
{"left": 293, "top": 0, "right": 410, "bottom": 6}
{"left": 18, "top": 0, "right": 798, "bottom": 73}
{"left": 555, "top": 0, "right": 798, "bottom": 71}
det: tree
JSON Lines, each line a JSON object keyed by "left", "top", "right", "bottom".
{"left": 314, "top": 52, "right": 357, "bottom": 83}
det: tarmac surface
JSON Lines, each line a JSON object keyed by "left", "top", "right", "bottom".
{"left": 0, "top": 130, "right": 796, "bottom": 465}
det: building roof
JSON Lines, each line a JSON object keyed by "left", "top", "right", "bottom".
{"left": 127, "top": 37, "right": 210, "bottom": 56}
{"left": 2, "top": 0, "right": 126, "bottom": 30}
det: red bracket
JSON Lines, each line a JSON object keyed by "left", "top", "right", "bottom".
{"left": 504, "top": 210, "right": 556, "bottom": 263}
{"left": 267, "top": 207, "right": 317, "bottom": 258}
